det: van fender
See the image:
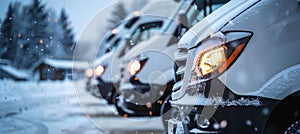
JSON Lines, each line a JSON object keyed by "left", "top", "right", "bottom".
{"left": 245, "top": 64, "right": 300, "bottom": 100}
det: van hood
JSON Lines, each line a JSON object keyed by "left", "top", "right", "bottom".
{"left": 94, "top": 51, "right": 114, "bottom": 67}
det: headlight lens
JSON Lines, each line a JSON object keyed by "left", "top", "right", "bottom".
{"left": 195, "top": 31, "right": 252, "bottom": 79}
{"left": 129, "top": 60, "right": 141, "bottom": 76}
{"left": 128, "top": 54, "right": 148, "bottom": 76}
{"left": 95, "top": 65, "right": 105, "bottom": 76}
{"left": 196, "top": 46, "right": 227, "bottom": 76}
{"left": 85, "top": 68, "right": 94, "bottom": 78}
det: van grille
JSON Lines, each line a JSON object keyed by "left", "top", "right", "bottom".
{"left": 172, "top": 45, "right": 189, "bottom": 100}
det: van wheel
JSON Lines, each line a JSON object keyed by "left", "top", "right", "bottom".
{"left": 264, "top": 92, "right": 300, "bottom": 134}
{"left": 284, "top": 120, "right": 300, "bottom": 133}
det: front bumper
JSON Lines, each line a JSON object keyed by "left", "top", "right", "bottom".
{"left": 170, "top": 79, "right": 280, "bottom": 133}
{"left": 86, "top": 77, "right": 101, "bottom": 98}
{"left": 86, "top": 77, "right": 98, "bottom": 90}
{"left": 117, "top": 83, "right": 166, "bottom": 116}
{"left": 117, "top": 95, "right": 161, "bottom": 116}
{"left": 169, "top": 98, "right": 279, "bottom": 134}
{"left": 117, "top": 74, "right": 174, "bottom": 116}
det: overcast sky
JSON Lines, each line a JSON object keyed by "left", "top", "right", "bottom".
{"left": 0, "top": 0, "right": 115, "bottom": 39}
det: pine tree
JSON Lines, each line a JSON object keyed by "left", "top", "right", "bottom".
{"left": 0, "top": 3, "right": 13, "bottom": 59}
{"left": 128, "top": 0, "right": 148, "bottom": 12}
{"left": 46, "top": 10, "right": 64, "bottom": 59}
{"left": 0, "top": 2, "right": 21, "bottom": 61}
{"left": 107, "top": 1, "right": 128, "bottom": 29}
{"left": 0, "top": 16, "right": 4, "bottom": 57}
{"left": 58, "top": 9, "right": 75, "bottom": 59}
{"left": 19, "top": 0, "right": 50, "bottom": 68}
{"left": 0, "top": 19, "right": 1, "bottom": 52}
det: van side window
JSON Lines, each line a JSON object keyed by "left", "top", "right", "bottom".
{"left": 104, "top": 34, "right": 116, "bottom": 43}
{"left": 130, "top": 21, "right": 163, "bottom": 45}
{"left": 188, "top": 0, "right": 229, "bottom": 26}
{"left": 106, "top": 38, "right": 121, "bottom": 53}
{"left": 125, "top": 16, "right": 140, "bottom": 28}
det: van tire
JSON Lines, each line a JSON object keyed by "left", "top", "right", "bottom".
{"left": 264, "top": 91, "right": 300, "bottom": 134}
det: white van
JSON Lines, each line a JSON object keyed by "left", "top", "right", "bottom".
{"left": 169, "top": 0, "right": 300, "bottom": 133}
{"left": 84, "top": 16, "right": 142, "bottom": 97}
{"left": 85, "top": 21, "right": 128, "bottom": 96}
{"left": 94, "top": 0, "right": 179, "bottom": 104}
{"left": 117, "top": 0, "right": 229, "bottom": 117}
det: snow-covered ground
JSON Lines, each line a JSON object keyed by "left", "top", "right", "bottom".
{"left": 0, "top": 80, "right": 165, "bottom": 134}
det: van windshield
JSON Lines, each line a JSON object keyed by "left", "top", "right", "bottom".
{"left": 118, "top": 20, "right": 164, "bottom": 57}
{"left": 188, "top": 0, "right": 230, "bottom": 26}
{"left": 106, "top": 38, "right": 121, "bottom": 53}
{"left": 96, "top": 16, "right": 141, "bottom": 57}
{"left": 175, "top": 0, "right": 230, "bottom": 39}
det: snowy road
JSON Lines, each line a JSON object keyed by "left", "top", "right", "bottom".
{"left": 0, "top": 80, "right": 165, "bottom": 134}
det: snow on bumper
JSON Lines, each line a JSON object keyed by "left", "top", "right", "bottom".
{"left": 119, "top": 82, "right": 165, "bottom": 104}
{"left": 171, "top": 93, "right": 261, "bottom": 107}
{"left": 168, "top": 93, "right": 281, "bottom": 134}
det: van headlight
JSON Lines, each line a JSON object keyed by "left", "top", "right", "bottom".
{"left": 128, "top": 54, "right": 148, "bottom": 76}
{"left": 85, "top": 68, "right": 94, "bottom": 78}
{"left": 95, "top": 65, "right": 105, "bottom": 76}
{"left": 196, "top": 46, "right": 227, "bottom": 76}
{"left": 194, "top": 31, "right": 253, "bottom": 80}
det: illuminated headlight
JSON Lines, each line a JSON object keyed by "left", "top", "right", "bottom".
{"left": 95, "top": 65, "right": 105, "bottom": 76}
{"left": 196, "top": 46, "right": 227, "bottom": 76}
{"left": 128, "top": 54, "right": 148, "bottom": 76}
{"left": 194, "top": 31, "right": 252, "bottom": 80}
{"left": 129, "top": 60, "right": 141, "bottom": 76}
{"left": 85, "top": 68, "right": 94, "bottom": 78}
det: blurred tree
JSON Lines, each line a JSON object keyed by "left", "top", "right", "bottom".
{"left": 18, "top": 0, "right": 50, "bottom": 68}
{"left": 0, "top": 2, "right": 21, "bottom": 62}
{"left": 0, "top": 0, "right": 76, "bottom": 69}
{"left": 58, "top": 9, "right": 75, "bottom": 59}
{"left": 127, "top": 0, "right": 148, "bottom": 12}
{"left": 107, "top": 1, "right": 128, "bottom": 29}
{"left": 0, "top": 18, "right": 2, "bottom": 57}
{"left": 45, "top": 10, "right": 64, "bottom": 59}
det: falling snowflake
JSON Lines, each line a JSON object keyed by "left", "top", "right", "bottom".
{"left": 39, "top": 39, "right": 43, "bottom": 44}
